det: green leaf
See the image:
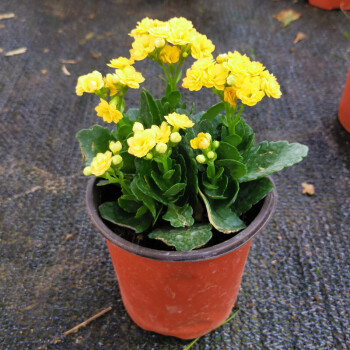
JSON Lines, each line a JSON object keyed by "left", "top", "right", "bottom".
{"left": 167, "top": 91, "right": 182, "bottom": 108}
{"left": 163, "top": 183, "right": 186, "bottom": 198}
{"left": 149, "top": 224, "right": 212, "bottom": 251}
{"left": 200, "top": 102, "right": 225, "bottom": 121}
{"left": 139, "top": 88, "right": 161, "bottom": 127}
{"left": 125, "top": 108, "right": 139, "bottom": 121}
{"left": 151, "top": 170, "right": 168, "bottom": 191}
{"left": 162, "top": 204, "right": 195, "bottom": 228}
{"left": 240, "top": 141, "right": 309, "bottom": 182}
{"left": 130, "top": 178, "right": 157, "bottom": 218}
{"left": 223, "top": 134, "right": 242, "bottom": 147}
{"left": 135, "top": 176, "right": 168, "bottom": 205}
{"left": 119, "top": 151, "right": 136, "bottom": 173}
{"left": 216, "top": 159, "right": 247, "bottom": 179}
{"left": 199, "top": 189, "right": 246, "bottom": 234}
{"left": 216, "top": 141, "right": 243, "bottom": 162}
{"left": 163, "top": 169, "right": 175, "bottom": 180}
{"left": 202, "top": 173, "right": 229, "bottom": 199}
{"left": 99, "top": 201, "right": 152, "bottom": 233}
{"left": 76, "top": 125, "right": 112, "bottom": 165}
{"left": 236, "top": 119, "right": 255, "bottom": 159}
{"left": 135, "top": 205, "right": 148, "bottom": 219}
{"left": 118, "top": 194, "right": 140, "bottom": 213}
{"left": 231, "top": 177, "right": 274, "bottom": 216}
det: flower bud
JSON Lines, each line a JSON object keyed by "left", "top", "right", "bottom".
{"left": 226, "top": 75, "right": 236, "bottom": 86}
{"left": 83, "top": 166, "right": 92, "bottom": 176}
{"left": 182, "top": 52, "right": 188, "bottom": 58}
{"left": 155, "top": 142, "right": 167, "bottom": 154}
{"left": 207, "top": 151, "right": 215, "bottom": 159}
{"left": 145, "top": 152, "right": 153, "bottom": 160}
{"left": 196, "top": 154, "right": 206, "bottom": 164}
{"left": 170, "top": 132, "right": 182, "bottom": 143}
{"left": 133, "top": 122, "right": 144, "bottom": 133}
{"left": 155, "top": 38, "right": 166, "bottom": 48}
{"left": 109, "top": 141, "right": 122, "bottom": 154}
{"left": 112, "top": 155, "right": 123, "bottom": 165}
{"left": 212, "top": 140, "right": 220, "bottom": 149}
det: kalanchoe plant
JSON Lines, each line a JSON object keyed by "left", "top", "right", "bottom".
{"left": 76, "top": 17, "right": 308, "bottom": 251}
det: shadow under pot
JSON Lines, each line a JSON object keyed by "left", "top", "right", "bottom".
{"left": 85, "top": 177, "right": 277, "bottom": 339}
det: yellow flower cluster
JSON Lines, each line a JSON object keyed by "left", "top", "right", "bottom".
{"left": 95, "top": 99, "right": 123, "bottom": 124}
{"left": 190, "top": 132, "right": 211, "bottom": 150}
{"left": 90, "top": 151, "right": 112, "bottom": 176}
{"left": 127, "top": 113, "right": 194, "bottom": 158}
{"left": 128, "top": 17, "right": 215, "bottom": 63}
{"left": 76, "top": 71, "right": 104, "bottom": 96}
{"left": 183, "top": 51, "right": 282, "bottom": 106}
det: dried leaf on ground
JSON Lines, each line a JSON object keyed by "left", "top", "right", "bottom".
{"left": 293, "top": 32, "right": 306, "bottom": 44}
{"left": 90, "top": 50, "right": 102, "bottom": 59}
{"left": 61, "top": 59, "right": 77, "bottom": 64}
{"left": 79, "top": 31, "right": 95, "bottom": 45}
{"left": 41, "top": 69, "right": 48, "bottom": 74}
{"left": 0, "top": 13, "right": 15, "bottom": 20}
{"left": 62, "top": 64, "right": 71, "bottom": 76}
{"left": 65, "top": 233, "right": 74, "bottom": 240}
{"left": 301, "top": 182, "right": 315, "bottom": 195}
{"left": 273, "top": 9, "right": 301, "bottom": 27}
{"left": 5, "top": 47, "right": 27, "bottom": 56}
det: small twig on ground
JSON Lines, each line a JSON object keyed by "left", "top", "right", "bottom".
{"left": 63, "top": 306, "right": 112, "bottom": 336}
{"left": 340, "top": 4, "right": 350, "bottom": 19}
{"left": 0, "top": 13, "right": 15, "bottom": 20}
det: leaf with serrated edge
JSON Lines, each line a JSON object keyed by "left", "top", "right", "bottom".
{"left": 199, "top": 189, "right": 246, "bottom": 234}
{"left": 149, "top": 224, "right": 212, "bottom": 251}
{"left": 240, "top": 141, "right": 308, "bottom": 182}
{"left": 162, "top": 204, "right": 195, "bottom": 228}
{"left": 99, "top": 202, "right": 152, "bottom": 233}
{"left": 231, "top": 178, "right": 274, "bottom": 216}
{"left": 216, "top": 159, "right": 247, "bottom": 179}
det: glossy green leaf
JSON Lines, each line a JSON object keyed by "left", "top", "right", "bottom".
{"left": 125, "top": 108, "right": 139, "bottom": 121}
{"left": 135, "top": 176, "right": 168, "bottom": 205}
{"left": 162, "top": 204, "right": 195, "bottom": 228}
{"left": 119, "top": 151, "right": 136, "bottom": 173}
{"left": 99, "top": 201, "right": 152, "bottom": 233}
{"left": 223, "top": 134, "right": 242, "bottom": 147}
{"left": 163, "top": 169, "right": 175, "bottom": 180}
{"left": 231, "top": 177, "right": 274, "bottom": 216}
{"left": 240, "top": 141, "right": 309, "bottom": 182}
{"left": 216, "top": 141, "right": 243, "bottom": 162}
{"left": 163, "top": 183, "right": 186, "bottom": 198}
{"left": 118, "top": 194, "right": 140, "bottom": 213}
{"left": 200, "top": 102, "right": 225, "bottom": 121}
{"left": 130, "top": 178, "right": 157, "bottom": 218}
{"left": 216, "top": 159, "right": 247, "bottom": 179}
{"left": 76, "top": 125, "right": 112, "bottom": 165}
{"left": 236, "top": 119, "right": 255, "bottom": 158}
{"left": 139, "top": 88, "right": 161, "bottom": 127}
{"left": 168, "top": 91, "right": 182, "bottom": 108}
{"left": 199, "top": 189, "right": 246, "bottom": 234}
{"left": 149, "top": 224, "right": 212, "bottom": 251}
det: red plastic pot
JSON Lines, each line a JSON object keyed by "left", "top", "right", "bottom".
{"left": 86, "top": 178, "right": 277, "bottom": 339}
{"left": 338, "top": 64, "right": 350, "bottom": 133}
{"left": 308, "top": 0, "right": 350, "bottom": 10}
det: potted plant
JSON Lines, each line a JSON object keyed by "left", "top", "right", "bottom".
{"left": 308, "top": 0, "right": 350, "bottom": 10}
{"left": 76, "top": 17, "right": 308, "bottom": 339}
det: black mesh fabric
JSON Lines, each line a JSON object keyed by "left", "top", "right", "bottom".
{"left": 0, "top": 0, "right": 349, "bottom": 348}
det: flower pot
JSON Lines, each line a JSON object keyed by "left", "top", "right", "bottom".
{"left": 308, "top": 0, "right": 350, "bottom": 10}
{"left": 86, "top": 177, "right": 277, "bottom": 339}
{"left": 338, "top": 64, "right": 350, "bottom": 133}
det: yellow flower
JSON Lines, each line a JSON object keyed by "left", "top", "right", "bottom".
{"left": 204, "top": 63, "right": 228, "bottom": 90}
{"left": 90, "top": 151, "right": 112, "bottom": 176}
{"left": 127, "top": 129, "right": 156, "bottom": 158}
{"left": 115, "top": 65, "right": 145, "bottom": 89}
{"left": 167, "top": 17, "right": 195, "bottom": 46}
{"left": 224, "top": 87, "right": 237, "bottom": 107}
{"left": 236, "top": 78, "right": 265, "bottom": 106}
{"left": 216, "top": 53, "right": 228, "bottom": 63}
{"left": 224, "top": 51, "right": 251, "bottom": 78}
{"left": 95, "top": 99, "right": 123, "bottom": 123}
{"left": 107, "top": 57, "right": 134, "bottom": 69}
{"left": 129, "top": 17, "right": 163, "bottom": 37}
{"left": 190, "top": 132, "right": 211, "bottom": 150}
{"left": 75, "top": 71, "right": 104, "bottom": 96}
{"left": 149, "top": 24, "right": 170, "bottom": 39}
{"left": 182, "top": 67, "right": 203, "bottom": 91}
{"left": 103, "top": 73, "right": 119, "bottom": 96}
{"left": 260, "top": 71, "right": 282, "bottom": 99}
{"left": 247, "top": 61, "right": 265, "bottom": 76}
{"left": 130, "top": 34, "right": 156, "bottom": 61}
{"left": 160, "top": 45, "right": 181, "bottom": 64}
{"left": 191, "top": 33, "right": 215, "bottom": 60}
{"left": 165, "top": 112, "right": 194, "bottom": 130}
{"left": 151, "top": 122, "right": 171, "bottom": 143}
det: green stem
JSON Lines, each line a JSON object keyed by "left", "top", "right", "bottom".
{"left": 159, "top": 61, "right": 172, "bottom": 86}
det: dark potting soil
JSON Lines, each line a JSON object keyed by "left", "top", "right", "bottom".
{"left": 97, "top": 182, "right": 264, "bottom": 251}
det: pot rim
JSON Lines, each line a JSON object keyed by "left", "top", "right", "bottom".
{"left": 86, "top": 177, "right": 277, "bottom": 262}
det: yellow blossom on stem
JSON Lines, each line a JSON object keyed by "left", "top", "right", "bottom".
{"left": 167, "top": 17, "right": 195, "bottom": 46}
{"left": 130, "top": 34, "right": 156, "bottom": 61}
{"left": 107, "top": 57, "right": 134, "bottom": 69}
{"left": 103, "top": 73, "right": 119, "bottom": 96}
{"left": 224, "top": 87, "right": 237, "bottom": 107}
{"left": 190, "top": 33, "right": 215, "bottom": 60}
{"left": 129, "top": 18, "right": 164, "bottom": 37}
{"left": 247, "top": 61, "right": 265, "bottom": 76}
{"left": 115, "top": 65, "right": 145, "bottom": 89}
{"left": 190, "top": 132, "right": 211, "bottom": 150}
{"left": 160, "top": 45, "right": 181, "bottom": 64}
{"left": 95, "top": 99, "right": 123, "bottom": 124}
{"left": 151, "top": 122, "right": 171, "bottom": 143}
{"left": 182, "top": 67, "right": 203, "bottom": 91}
{"left": 76, "top": 71, "right": 104, "bottom": 96}
{"left": 236, "top": 77, "right": 265, "bottom": 106}
{"left": 165, "top": 112, "right": 194, "bottom": 130}
{"left": 216, "top": 53, "right": 228, "bottom": 64}
{"left": 127, "top": 129, "right": 156, "bottom": 158}
{"left": 91, "top": 151, "right": 112, "bottom": 176}
{"left": 260, "top": 71, "right": 282, "bottom": 99}
{"left": 204, "top": 63, "right": 228, "bottom": 90}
